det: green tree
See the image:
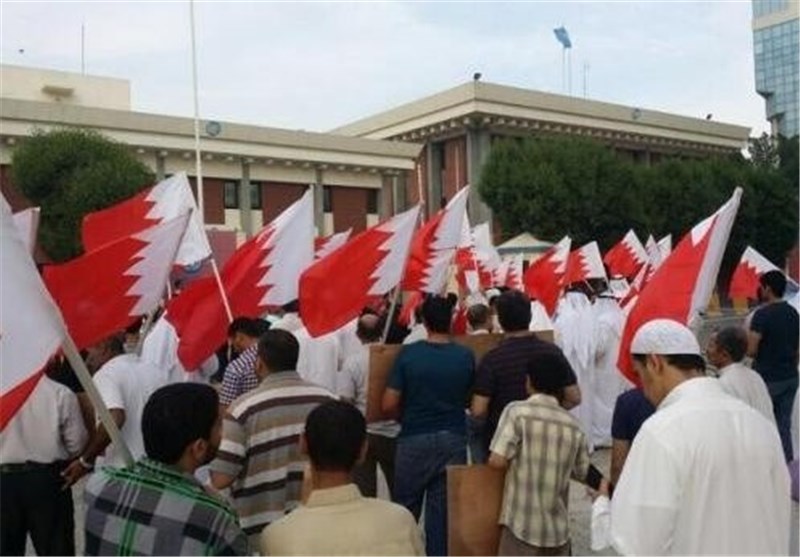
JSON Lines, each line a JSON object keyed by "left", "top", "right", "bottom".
{"left": 478, "top": 136, "right": 647, "bottom": 249}
{"left": 11, "top": 128, "right": 154, "bottom": 262}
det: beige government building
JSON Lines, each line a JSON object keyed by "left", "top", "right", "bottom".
{"left": 0, "top": 64, "right": 750, "bottom": 255}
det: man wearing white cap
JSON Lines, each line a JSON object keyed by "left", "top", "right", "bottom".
{"left": 610, "top": 319, "right": 790, "bottom": 555}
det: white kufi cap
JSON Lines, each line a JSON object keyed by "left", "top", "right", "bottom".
{"left": 630, "top": 319, "right": 701, "bottom": 356}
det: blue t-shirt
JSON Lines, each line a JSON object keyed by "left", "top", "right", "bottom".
{"left": 387, "top": 341, "right": 475, "bottom": 438}
{"left": 611, "top": 388, "right": 655, "bottom": 442}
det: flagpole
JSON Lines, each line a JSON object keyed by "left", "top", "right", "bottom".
{"left": 210, "top": 258, "right": 234, "bottom": 322}
{"left": 62, "top": 336, "right": 134, "bottom": 467}
{"left": 189, "top": 0, "right": 205, "bottom": 231}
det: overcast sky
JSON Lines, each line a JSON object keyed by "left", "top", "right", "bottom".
{"left": 1, "top": 1, "right": 769, "bottom": 135}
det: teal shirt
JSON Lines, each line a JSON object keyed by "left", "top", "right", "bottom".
{"left": 388, "top": 341, "right": 474, "bottom": 437}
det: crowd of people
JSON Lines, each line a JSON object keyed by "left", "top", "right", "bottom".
{"left": 0, "top": 270, "right": 797, "bottom": 556}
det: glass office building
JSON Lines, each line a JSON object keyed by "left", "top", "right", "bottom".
{"left": 752, "top": 0, "right": 799, "bottom": 138}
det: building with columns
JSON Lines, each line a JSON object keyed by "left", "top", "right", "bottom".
{"left": 0, "top": 64, "right": 422, "bottom": 243}
{"left": 2, "top": 65, "right": 751, "bottom": 252}
{"left": 331, "top": 80, "right": 751, "bottom": 227}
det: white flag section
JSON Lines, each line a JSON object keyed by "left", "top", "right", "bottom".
{"left": 257, "top": 188, "right": 315, "bottom": 306}
{"left": 12, "top": 206, "right": 40, "bottom": 255}
{"left": 0, "top": 197, "right": 65, "bottom": 429}
{"left": 146, "top": 172, "right": 212, "bottom": 266}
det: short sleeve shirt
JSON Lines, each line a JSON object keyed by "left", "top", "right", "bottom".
{"left": 474, "top": 335, "right": 577, "bottom": 444}
{"left": 611, "top": 388, "right": 655, "bottom": 442}
{"left": 750, "top": 301, "right": 800, "bottom": 383}
{"left": 387, "top": 341, "right": 474, "bottom": 437}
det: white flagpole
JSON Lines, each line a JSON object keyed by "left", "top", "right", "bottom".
{"left": 62, "top": 335, "right": 134, "bottom": 467}
{"left": 188, "top": 1, "right": 233, "bottom": 324}
{"left": 189, "top": 0, "right": 205, "bottom": 232}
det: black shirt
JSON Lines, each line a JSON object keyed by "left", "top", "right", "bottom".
{"left": 474, "top": 334, "right": 577, "bottom": 446}
{"left": 751, "top": 301, "right": 800, "bottom": 383}
{"left": 611, "top": 388, "right": 655, "bottom": 442}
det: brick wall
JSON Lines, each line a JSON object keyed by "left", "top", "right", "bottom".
{"left": 330, "top": 186, "right": 368, "bottom": 232}
{"left": 407, "top": 149, "right": 428, "bottom": 208}
{"left": 442, "top": 136, "right": 468, "bottom": 201}
{"left": 262, "top": 182, "right": 306, "bottom": 223}
{"left": 187, "top": 176, "right": 225, "bottom": 225}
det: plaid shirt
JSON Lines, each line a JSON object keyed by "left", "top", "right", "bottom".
{"left": 84, "top": 458, "right": 248, "bottom": 556}
{"left": 490, "top": 393, "right": 590, "bottom": 548}
{"left": 219, "top": 345, "right": 260, "bottom": 406}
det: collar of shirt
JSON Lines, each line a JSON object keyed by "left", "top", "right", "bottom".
{"left": 657, "top": 377, "right": 725, "bottom": 411}
{"left": 262, "top": 370, "right": 302, "bottom": 386}
{"left": 135, "top": 457, "right": 205, "bottom": 491}
{"left": 717, "top": 362, "right": 748, "bottom": 376}
{"left": 525, "top": 392, "right": 560, "bottom": 407}
{"left": 305, "top": 484, "right": 362, "bottom": 508}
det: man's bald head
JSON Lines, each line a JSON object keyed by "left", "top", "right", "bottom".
{"left": 357, "top": 313, "right": 383, "bottom": 344}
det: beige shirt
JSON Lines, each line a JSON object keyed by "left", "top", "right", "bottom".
{"left": 0, "top": 376, "right": 87, "bottom": 464}
{"left": 718, "top": 362, "right": 775, "bottom": 424}
{"left": 261, "top": 484, "right": 424, "bottom": 556}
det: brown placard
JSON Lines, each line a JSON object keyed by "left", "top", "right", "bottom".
{"left": 447, "top": 464, "right": 505, "bottom": 556}
{"left": 365, "top": 332, "right": 556, "bottom": 422}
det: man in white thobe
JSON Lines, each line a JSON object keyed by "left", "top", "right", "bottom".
{"left": 610, "top": 319, "right": 790, "bottom": 555}
{"left": 591, "top": 292, "right": 631, "bottom": 448}
{"left": 554, "top": 289, "right": 596, "bottom": 450}
{"left": 294, "top": 325, "right": 341, "bottom": 394}
{"left": 707, "top": 326, "right": 775, "bottom": 423}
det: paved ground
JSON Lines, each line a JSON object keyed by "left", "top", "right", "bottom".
{"left": 50, "top": 448, "right": 797, "bottom": 555}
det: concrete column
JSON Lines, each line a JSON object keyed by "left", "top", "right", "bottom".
{"left": 313, "top": 168, "right": 325, "bottom": 236}
{"left": 156, "top": 151, "right": 167, "bottom": 181}
{"left": 427, "top": 141, "right": 444, "bottom": 216}
{"left": 391, "top": 174, "right": 401, "bottom": 214}
{"left": 378, "top": 175, "right": 390, "bottom": 220}
{"left": 239, "top": 159, "right": 253, "bottom": 237}
{"left": 466, "top": 128, "right": 494, "bottom": 227}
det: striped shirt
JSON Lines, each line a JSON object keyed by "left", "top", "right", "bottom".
{"left": 219, "top": 345, "right": 260, "bottom": 406}
{"left": 210, "top": 371, "right": 334, "bottom": 546}
{"left": 490, "top": 393, "right": 590, "bottom": 548}
{"left": 84, "top": 458, "right": 248, "bottom": 556}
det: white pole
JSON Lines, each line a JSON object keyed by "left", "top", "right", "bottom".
{"left": 381, "top": 287, "right": 400, "bottom": 343}
{"left": 81, "top": 23, "right": 85, "bottom": 75}
{"left": 583, "top": 62, "right": 588, "bottom": 99}
{"left": 416, "top": 163, "right": 425, "bottom": 221}
{"left": 561, "top": 47, "right": 566, "bottom": 93}
{"left": 189, "top": 0, "right": 205, "bottom": 224}
{"left": 567, "top": 49, "right": 572, "bottom": 96}
{"left": 62, "top": 335, "right": 134, "bottom": 467}
{"left": 210, "top": 257, "right": 234, "bottom": 322}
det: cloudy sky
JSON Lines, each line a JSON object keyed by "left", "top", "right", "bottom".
{"left": 1, "top": 1, "right": 768, "bottom": 135}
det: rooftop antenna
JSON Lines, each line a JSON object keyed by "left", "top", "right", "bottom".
{"left": 81, "top": 22, "right": 86, "bottom": 74}
{"left": 553, "top": 26, "right": 572, "bottom": 95}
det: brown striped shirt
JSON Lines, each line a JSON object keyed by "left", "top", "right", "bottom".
{"left": 490, "top": 393, "right": 590, "bottom": 548}
{"left": 209, "top": 371, "right": 334, "bottom": 546}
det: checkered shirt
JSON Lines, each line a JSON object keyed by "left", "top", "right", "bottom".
{"left": 84, "top": 458, "right": 248, "bottom": 556}
{"left": 219, "top": 345, "right": 260, "bottom": 406}
{"left": 490, "top": 393, "right": 590, "bottom": 548}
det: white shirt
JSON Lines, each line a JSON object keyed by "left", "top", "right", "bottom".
{"left": 0, "top": 376, "right": 88, "bottom": 464}
{"left": 611, "top": 377, "right": 790, "bottom": 556}
{"left": 718, "top": 362, "right": 775, "bottom": 424}
{"left": 140, "top": 317, "right": 218, "bottom": 383}
{"left": 93, "top": 354, "right": 167, "bottom": 467}
{"left": 272, "top": 312, "right": 303, "bottom": 333}
{"left": 295, "top": 326, "right": 341, "bottom": 393}
{"left": 403, "top": 323, "right": 427, "bottom": 344}
{"left": 336, "top": 344, "right": 400, "bottom": 438}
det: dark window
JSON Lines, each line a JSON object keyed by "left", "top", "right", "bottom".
{"left": 250, "top": 181, "right": 262, "bottom": 209}
{"left": 223, "top": 181, "right": 238, "bottom": 209}
{"left": 367, "top": 189, "right": 379, "bottom": 214}
{"left": 323, "top": 186, "right": 333, "bottom": 212}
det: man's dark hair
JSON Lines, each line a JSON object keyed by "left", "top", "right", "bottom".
{"left": 421, "top": 295, "right": 454, "bottom": 334}
{"left": 495, "top": 290, "right": 532, "bottom": 332}
{"left": 282, "top": 299, "right": 300, "bottom": 313}
{"left": 253, "top": 318, "right": 271, "bottom": 336}
{"left": 715, "top": 326, "right": 748, "bottom": 363}
{"left": 526, "top": 352, "right": 567, "bottom": 401}
{"left": 105, "top": 335, "right": 125, "bottom": 356}
{"left": 467, "top": 304, "right": 491, "bottom": 330}
{"left": 356, "top": 314, "right": 384, "bottom": 343}
{"left": 258, "top": 329, "right": 300, "bottom": 372}
{"left": 760, "top": 270, "right": 787, "bottom": 298}
{"left": 142, "top": 384, "right": 219, "bottom": 464}
{"left": 304, "top": 400, "right": 366, "bottom": 472}
{"left": 227, "top": 317, "right": 260, "bottom": 338}
{"left": 631, "top": 353, "right": 706, "bottom": 373}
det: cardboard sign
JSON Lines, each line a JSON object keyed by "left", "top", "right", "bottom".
{"left": 447, "top": 465, "right": 505, "bottom": 556}
{"left": 365, "top": 332, "right": 555, "bottom": 422}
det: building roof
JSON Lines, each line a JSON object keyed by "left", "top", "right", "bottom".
{"left": 330, "top": 81, "right": 750, "bottom": 154}
{"left": 0, "top": 97, "right": 422, "bottom": 171}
